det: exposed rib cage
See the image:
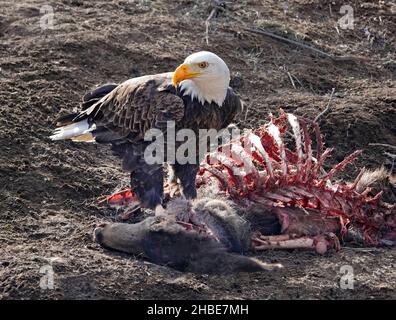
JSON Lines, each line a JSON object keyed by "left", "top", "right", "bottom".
{"left": 197, "top": 113, "right": 395, "bottom": 246}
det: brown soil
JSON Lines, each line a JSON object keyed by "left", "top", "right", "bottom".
{"left": 0, "top": 0, "right": 395, "bottom": 299}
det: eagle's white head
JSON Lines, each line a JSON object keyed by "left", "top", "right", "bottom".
{"left": 172, "top": 51, "right": 230, "bottom": 106}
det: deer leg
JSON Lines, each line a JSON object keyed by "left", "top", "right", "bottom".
{"left": 252, "top": 233, "right": 340, "bottom": 254}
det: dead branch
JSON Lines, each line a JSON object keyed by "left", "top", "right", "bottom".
{"left": 244, "top": 101, "right": 253, "bottom": 121}
{"left": 210, "top": 3, "right": 371, "bottom": 64}
{"left": 343, "top": 247, "right": 381, "bottom": 253}
{"left": 286, "top": 71, "right": 296, "bottom": 89}
{"left": 368, "top": 143, "right": 396, "bottom": 150}
{"left": 205, "top": 1, "right": 225, "bottom": 45}
{"left": 278, "top": 64, "right": 303, "bottom": 90}
{"left": 242, "top": 27, "right": 361, "bottom": 62}
{"left": 290, "top": 72, "right": 304, "bottom": 89}
{"left": 314, "top": 88, "right": 336, "bottom": 123}
{"left": 384, "top": 152, "right": 396, "bottom": 173}
{"left": 205, "top": 9, "right": 217, "bottom": 45}
{"left": 383, "top": 152, "right": 396, "bottom": 159}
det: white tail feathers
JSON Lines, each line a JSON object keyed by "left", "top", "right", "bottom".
{"left": 50, "top": 119, "right": 95, "bottom": 141}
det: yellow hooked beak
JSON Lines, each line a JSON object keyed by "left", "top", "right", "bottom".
{"left": 172, "top": 63, "right": 202, "bottom": 87}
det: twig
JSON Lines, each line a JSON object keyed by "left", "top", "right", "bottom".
{"left": 335, "top": 25, "right": 340, "bottom": 35}
{"left": 314, "top": 88, "right": 336, "bottom": 123}
{"left": 205, "top": 9, "right": 217, "bottom": 45}
{"left": 343, "top": 247, "right": 382, "bottom": 252}
{"left": 215, "top": 7, "right": 370, "bottom": 63}
{"left": 286, "top": 71, "right": 296, "bottom": 89}
{"left": 205, "top": 1, "right": 225, "bottom": 45}
{"left": 300, "top": 207, "right": 310, "bottom": 216}
{"left": 367, "top": 144, "right": 396, "bottom": 173}
{"left": 243, "top": 27, "right": 359, "bottom": 62}
{"left": 290, "top": 72, "right": 304, "bottom": 89}
{"left": 368, "top": 143, "right": 396, "bottom": 150}
{"left": 244, "top": 101, "right": 252, "bottom": 121}
{"left": 279, "top": 64, "right": 302, "bottom": 90}
{"left": 384, "top": 152, "right": 396, "bottom": 173}
{"left": 384, "top": 152, "right": 396, "bottom": 159}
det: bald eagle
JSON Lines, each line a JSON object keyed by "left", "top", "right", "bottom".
{"left": 50, "top": 51, "right": 242, "bottom": 213}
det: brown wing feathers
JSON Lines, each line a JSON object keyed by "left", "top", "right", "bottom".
{"left": 72, "top": 77, "right": 185, "bottom": 142}
{"left": 54, "top": 83, "right": 118, "bottom": 127}
{"left": 81, "top": 83, "right": 118, "bottom": 111}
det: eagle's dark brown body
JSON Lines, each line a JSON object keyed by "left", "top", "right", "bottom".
{"left": 54, "top": 73, "right": 242, "bottom": 208}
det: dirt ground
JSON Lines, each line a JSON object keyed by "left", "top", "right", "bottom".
{"left": 0, "top": 0, "right": 395, "bottom": 299}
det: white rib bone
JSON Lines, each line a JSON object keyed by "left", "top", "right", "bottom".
{"left": 245, "top": 132, "right": 274, "bottom": 179}
{"left": 253, "top": 236, "right": 315, "bottom": 250}
{"left": 230, "top": 144, "right": 259, "bottom": 180}
{"left": 267, "top": 122, "right": 287, "bottom": 176}
{"left": 201, "top": 163, "right": 233, "bottom": 191}
{"left": 207, "top": 153, "right": 246, "bottom": 191}
{"left": 299, "top": 119, "right": 313, "bottom": 181}
{"left": 287, "top": 113, "right": 303, "bottom": 173}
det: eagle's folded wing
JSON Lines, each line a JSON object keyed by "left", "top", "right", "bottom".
{"left": 70, "top": 75, "right": 185, "bottom": 141}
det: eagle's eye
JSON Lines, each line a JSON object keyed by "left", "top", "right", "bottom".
{"left": 197, "top": 61, "right": 209, "bottom": 69}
